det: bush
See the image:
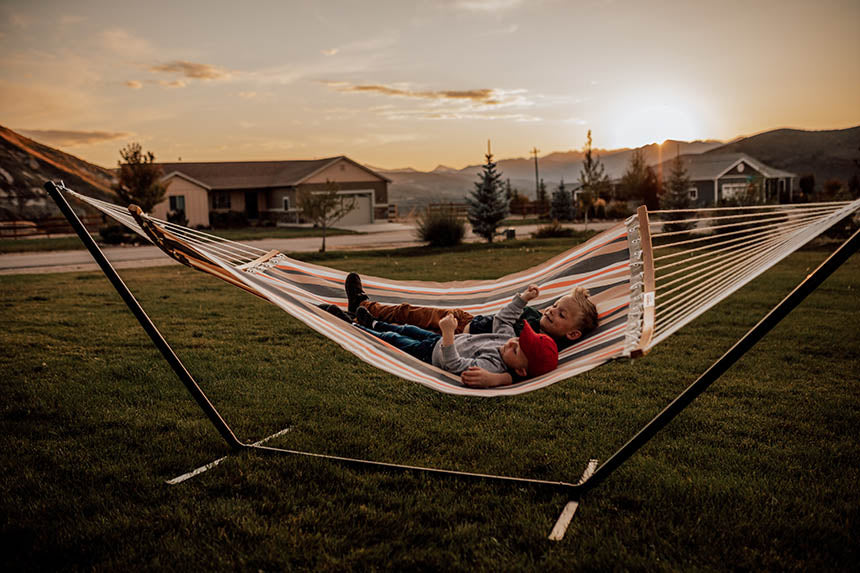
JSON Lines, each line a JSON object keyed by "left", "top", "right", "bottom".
{"left": 167, "top": 210, "right": 188, "bottom": 227}
{"left": 99, "top": 224, "right": 141, "bottom": 245}
{"left": 605, "top": 201, "right": 633, "bottom": 219}
{"left": 209, "top": 211, "right": 248, "bottom": 229}
{"left": 416, "top": 208, "right": 466, "bottom": 247}
{"left": 533, "top": 220, "right": 574, "bottom": 238}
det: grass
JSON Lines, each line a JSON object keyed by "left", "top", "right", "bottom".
{"left": 0, "top": 226, "right": 357, "bottom": 254}
{"left": 1, "top": 237, "right": 858, "bottom": 570}
{"left": 0, "top": 236, "right": 94, "bottom": 254}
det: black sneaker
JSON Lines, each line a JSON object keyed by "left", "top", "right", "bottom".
{"left": 354, "top": 306, "right": 375, "bottom": 329}
{"left": 318, "top": 303, "right": 354, "bottom": 324}
{"left": 345, "top": 272, "right": 369, "bottom": 313}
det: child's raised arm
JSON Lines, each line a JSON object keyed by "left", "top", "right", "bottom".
{"left": 493, "top": 284, "right": 539, "bottom": 334}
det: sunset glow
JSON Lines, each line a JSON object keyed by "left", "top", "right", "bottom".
{"left": 1, "top": 0, "right": 858, "bottom": 170}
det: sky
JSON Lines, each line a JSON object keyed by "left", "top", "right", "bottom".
{"left": 1, "top": 0, "right": 858, "bottom": 171}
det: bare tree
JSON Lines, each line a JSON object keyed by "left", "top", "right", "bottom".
{"left": 300, "top": 180, "right": 357, "bottom": 252}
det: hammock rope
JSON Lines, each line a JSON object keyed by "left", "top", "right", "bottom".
{"left": 60, "top": 183, "right": 859, "bottom": 395}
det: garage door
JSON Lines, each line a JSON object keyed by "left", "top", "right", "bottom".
{"left": 336, "top": 193, "right": 372, "bottom": 226}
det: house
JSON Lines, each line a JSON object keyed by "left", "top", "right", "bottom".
{"left": 150, "top": 156, "right": 390, "bottom": 227}
{"left": 653, "top": 153, "right": 797, "bottom": 207}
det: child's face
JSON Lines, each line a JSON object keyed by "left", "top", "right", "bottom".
{"left": 539, "top": 295, "right": 583, "bottom": 340}
{"left": 500, "top": 337, "right": 529, "bottom": 374}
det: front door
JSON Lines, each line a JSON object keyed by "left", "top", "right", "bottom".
{"left": 245, "top": 191, "right": 259, "bottom": 219}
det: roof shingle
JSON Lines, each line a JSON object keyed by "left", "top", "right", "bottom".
{"left": 157, "top": 157, "right": 344, "bottom": 190}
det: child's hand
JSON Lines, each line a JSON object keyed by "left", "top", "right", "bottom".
{"left": 521, "top": 284, "right": 540, "bottom": 302}
{"left": 439, "top": 313, "right": 457, "bottom": 334}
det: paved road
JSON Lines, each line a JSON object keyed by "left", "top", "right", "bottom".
{"left": 0, "top": 221, "right": 618, "bottom": 275}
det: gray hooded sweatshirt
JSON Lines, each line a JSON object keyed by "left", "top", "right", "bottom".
{"left": 430, "top": 294, "right": 526, "bottom": 375}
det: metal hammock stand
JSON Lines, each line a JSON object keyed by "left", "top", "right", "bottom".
{"left": 44, "top": 181, "right": 860, "bottom": 539}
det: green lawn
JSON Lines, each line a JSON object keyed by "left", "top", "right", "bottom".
{"left": 1, "top": 237, "right": 857, "bottom": 570}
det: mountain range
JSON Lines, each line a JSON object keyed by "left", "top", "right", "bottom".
{"left": 1, "top": 123, "right": 857, "bottom": 220}
{"left": 381, "top": 128, "right": 860, "bottom": 210}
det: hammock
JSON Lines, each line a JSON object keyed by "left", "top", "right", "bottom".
{"left": 61, "top": 183, "right": 860, "bottom": 396}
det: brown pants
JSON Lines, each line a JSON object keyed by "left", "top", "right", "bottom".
{"left": 362, "top": 301, "right": 474, "bottom": 334}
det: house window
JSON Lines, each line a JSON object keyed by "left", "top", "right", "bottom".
{"left": 213, "top": 191, "right": 231, "bottom": 209}
{"left": 688, "top": 187, "right": 698, "bottom": 200}
{"left": 722, "top": 183, "right": 748, "bottom": 200}
{"left": 168, "top": 195, "right": 185, "bottom": 212}
{"left": 283, "top": 197, "right": 290, "bottom": 211}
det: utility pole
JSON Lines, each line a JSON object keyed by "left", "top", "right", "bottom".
{"left": 531, "top": 147, "right": 540, "bottom": 200}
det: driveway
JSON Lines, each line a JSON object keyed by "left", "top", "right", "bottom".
{"left": 0, "top": 220, "right": 618, "bottom": 275}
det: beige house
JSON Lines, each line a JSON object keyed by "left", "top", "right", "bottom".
{"left": 150, "top": 156, "right": 390, "bottom": 227}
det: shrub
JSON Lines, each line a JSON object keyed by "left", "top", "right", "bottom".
{"left": 167, "top": 210, "right": 188, "bottom": 227}
{"left": 99, "top": 224, "right": 141, "bottom": 245}
{"left": 209, "top": 211, "right": 248, "bottom": 229}
{"left": 533, "top": 220, "right": 574, "bottom": 238}
{"left": 605, "top": 201, "right": 632, "bottom": 219}
{"left": 416, "top": 208, "right": 466, "bottom": 247}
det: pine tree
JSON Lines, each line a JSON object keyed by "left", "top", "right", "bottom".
{"left": 550, "top": 179, "right": 573, "bottom": 221}
{"left": 505, "top": 178, "right": 514, "bottom": 203}
{"left": 466, "top": 147, "right": 509, "bottom": 242}
{"left": 661, "top": 152, "right": 692, "bottom": 210}
{"left": 577, "top": 130, "right": 610, "bottom": 229}
{"left": 114, "top": 143, "right": 167, "bottom": 213}
{"left": 660, "top": 151, "right": 693, "bottom": 232}
{"left": 537, "top": 178, "right": 548, "bottom": 204}
{"left": 620, "top": 148, "right": 661, "bottom": 210}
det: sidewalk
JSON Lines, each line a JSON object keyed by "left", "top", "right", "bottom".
{"left": 0, "top": 220, "right": 617, "bottom": 275}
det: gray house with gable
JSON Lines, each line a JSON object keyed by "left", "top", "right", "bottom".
{"left": 655, "top": 153, "right": 797, "bottom": 207}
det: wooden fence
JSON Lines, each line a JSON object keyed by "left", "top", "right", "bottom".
{"left": 0, "top": 215, "right": 105, "bottom": 238}
{"left": 425, "top": 201, "right": 550, "bottom": 218}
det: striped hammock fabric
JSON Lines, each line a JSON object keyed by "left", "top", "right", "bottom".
{"left": 62, "top": 184, "right": 860, "bottom": 396}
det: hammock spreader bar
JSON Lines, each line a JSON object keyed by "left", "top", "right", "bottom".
{"left": 45, "top": 180, "right": 859, "bottom": 516}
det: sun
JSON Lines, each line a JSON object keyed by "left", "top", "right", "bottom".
{"left": 609, "top": 91, "right": 702, "bottom": 148}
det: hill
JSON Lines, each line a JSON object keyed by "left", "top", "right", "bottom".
{"left": 705, "top": 126, "right": 860, "bottom": 186}
{"left": 0, "top": 125, "right": 115, "bottom": 220}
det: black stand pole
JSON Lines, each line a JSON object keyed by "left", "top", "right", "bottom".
{"left": 579, "top": 226, "right": 860, "bottom": 494}
{"left": 44, "top": 181, "right": 245, "bottom": 450}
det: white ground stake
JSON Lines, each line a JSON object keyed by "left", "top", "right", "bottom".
{"left": 166, "top": 427, "right": 292, "bottom": 485}
{"left": 548, "top": 459, "right": 598, "bottom": 541}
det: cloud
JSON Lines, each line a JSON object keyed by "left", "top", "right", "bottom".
{"left": 321, "top": 81, "right": 542, "bottom": 122}
{"left": 450, "top": 0, "right": 524, "bottom": 12}
{"left": 0, "top": 80, "right": 96, "bottom": 124}
{"left": 59, "top": 15, "right": 85, "bottom": 27}
{"left": 480, "top": 24, "right": 519, "bottom": 36}
{"left": 378, "top": 109, "right": 541, "bottom": 122}
{"left": 101, "top": 28, "right": 153, "bottom": 59}
{"left": 8, "top": 11, "right": 30, "bottom": 29}
{"left": 157, "top": 79, "right": 187, "bottom": 88}
{"left": 322, "top": 82, "right": 503, "bottom": 104}
{"left": 17, "top": 129, "right": 132, "bottom": 147}
{"left": 321, "top": 48, "right": 339, "bottom": 56}
{"left": 238, "top": 91, "right": 257, "bottom": 99}
{"left": 150, "top": 60, "right": 232, "bottom": 80}
{"left": 125, "top": 80, "right": 142, "bottom": 89}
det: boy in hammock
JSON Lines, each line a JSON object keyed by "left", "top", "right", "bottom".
{"left": 341, "top": 272, "right": 597, "bottom": 387}
{"left": 352, "top": 284, "right": 559, "bottom": 387}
